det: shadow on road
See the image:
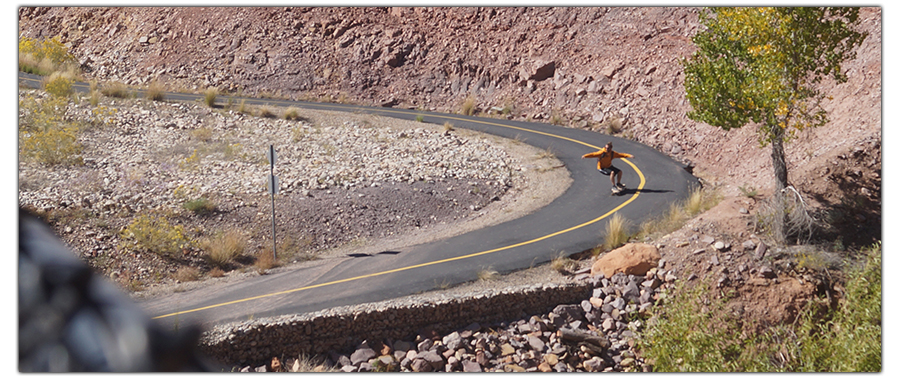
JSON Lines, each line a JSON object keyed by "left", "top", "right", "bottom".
{"left": 347, "top": 250, "right": 402, "bottom": 258}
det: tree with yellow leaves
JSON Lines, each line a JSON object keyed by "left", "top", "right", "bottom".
{"left": 683, "top": 7, "right": 867, "bottom": 240}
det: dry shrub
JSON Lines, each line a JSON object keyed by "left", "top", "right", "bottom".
{"left": 121, "top": 214, "right": 191, "bottom": 258}
{"left": 20, "top": 123, "right": 82, "bottom": 166}
{"left": 208, "top": 267, "right": 225, "bottom": 278}
{"left": 550, "top": 255, "right": 577, "bottom": 274}
{"left": 459, "top": 95, "right": 477, "bottom": 116}
{"left": 190, "top": 127, "right": 213, "bottom": 142}
{"left": 603, "top": 212, "right": 631, "bottom": 250}
{"left": 257, "top": 105, "right": 275, "bottom": 118}
{"left": 283, "top": 107, "right": 302, "bottom": 121}
{"left": 255, "top": 245, "right": 280, "bottom": 272}
{"left": 145, "top": 80, "right": 166, "bottom": 101}
{"left": 19, "top": 36, "right": 76, "bottom": 76}
{"left": 203, "top": 87, "right": 218, "bottom": 107}
{"left": 174, "top": 266, "right": 200, "bottom": 282}
{"left": 756, "top": 187, "right": 818, "bottom": 244}
{"left": 101, "top": 81, "right": 132, "bottom": 98}
{"left": 199, "top": 229, "right": 246, "bottom": 267}
{"left": 477, "top": 266, "right": 498, "bottom": 281}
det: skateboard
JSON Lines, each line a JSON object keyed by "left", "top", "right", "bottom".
{"left": 611, "top": 185, "right": 626, "bottom": 196}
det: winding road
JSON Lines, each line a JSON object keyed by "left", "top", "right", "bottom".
{"left": 19, "top": 72, "right": 699, "bottom": 329}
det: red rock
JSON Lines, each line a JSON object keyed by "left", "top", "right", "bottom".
{"left": 591, "top": 243, "right": 661, "bottom": 278}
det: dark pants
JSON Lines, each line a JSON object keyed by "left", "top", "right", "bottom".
{"left": 598, "top": 166, "right": 620, "bottom": 176}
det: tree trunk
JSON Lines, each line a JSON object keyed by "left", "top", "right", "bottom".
{"left": 770, "top": 125, "right": 789, "bottom": 243}
{"left": 770, "top": 127, "right": 789, "bottom": 191}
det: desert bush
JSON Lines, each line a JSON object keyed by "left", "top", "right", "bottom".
{"left": 738, "top": 184, "right": 759, "bottom": 199}
{"left": 236, "top": 99, "right": 249, "bottom": 114}
{"left": 287, "top": 354, "right": 337, "bottom": 372}
{"left": 174, "top": 266, "right": 200, "bottom": 282}
{"left": 459, "top": 95, "right": 477, "bottom": 116}
{"left": 189, "top": 127, "right": 213, "bottom": 142}
{"left": 477, "top": 266, "right": 499, "bottom": 281}
{"left": 603, "top": 212, "right": 631, "bottom": 250}
{"left": 101, "top": 81, "right": 132, "bottom": 98}
{"left": 550, "top": 254, "right": 577, "bottom": 274}
{"left": 42, "top": 72, "right": 75, "bottom": 98}
{"left": 19, "top": 36, "right": 76, "bottom": 75}
{"left": 145, "top": 80, "right": 166, "bottom": 101}
{"left": 179, "top": 149, "right": 201, "bottom": 170}
{"left": 756, "top": 187, "right": 818, "bottom": 244}
{"left": 283, "top": 107, "right": 302, "bottom": 121}
{"left": 199, "top": 229, "right": 247, "bottom": 267}
{"left": 182, "top": 197, "right": 216, "bottom": 214}
{"left": 639, "top": 281, "right": 772, "bottom": 372}
{"left": 683, "top": 186, "right": 719, "bottom": 216}
{"left": 780, "top": 242, "right": 882, "bottom": 372}
{"left": 120, "top": 214, "right": 191, "bottom": 258}
{"left": 203, "top": 87, "right": 218, "bottom": 107}
{"left": 549, "top": 109, "right": 565, "bottom": 126}
{"left": 254, "top": 247, "right": 278, "bottom": 272}
{"left": 89, "top": 90, "right": 102, "bottom": 106}
{"left": 90, "top": 105, "right": 118, "bottom": 127}
{"left": 637, "top": 187, "right": 720, "bottom": 241}
{"left": 640, "top": 243, "right": 882, "bottom": 372}
{"left": 18, "top": 95, "right": 83, "bottom": 166}
{"left": 19, "top": 124, "right": 83, "bottom": 166}
{"left": 257, "top": 105, "right": 276, "bottom": 118}
{"left": 208, "top": 267, "right": 225, "bottom": 278}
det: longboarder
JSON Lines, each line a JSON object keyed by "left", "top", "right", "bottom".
{"left": 582, "top": 141, "right": 633, "bottom": 195}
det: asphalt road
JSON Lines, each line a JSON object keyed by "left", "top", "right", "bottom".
{"left": 19, "top": 72, "right": 699, "bottom": 328}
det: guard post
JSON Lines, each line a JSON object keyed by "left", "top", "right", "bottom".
{"left": 266, "top": 144, "right": 278, "bottom": 261}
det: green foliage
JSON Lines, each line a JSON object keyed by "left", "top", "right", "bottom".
{"left": 684, "top": 7, "right": 866, "bottom": 139}
{"left": 182, "top": 197, "right": 216, "bottom": 214}
{"left": 640, "top": 281, "right": 773, "bottom": 372}
{"left": 683, "top": 7, "right": 866, "bottom": 194}
{"left": 783, "top": 242, "right": 882, "bottom": 372}
{"left": 120, "top": 214, "right": 191, "bottom": 257}
{"left": 640, "top": 243, "right": 882, "bottom": 372}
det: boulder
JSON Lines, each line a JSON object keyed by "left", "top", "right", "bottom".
{"left": 350, "top": 345, "right": 376, "bottom": 366}
{"left": 591, "top": 243, "right": 661, "bottom": 278}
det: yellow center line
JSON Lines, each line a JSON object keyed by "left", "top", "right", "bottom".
{"left": 55, "top": 91, "right": 646, "bottom": 320}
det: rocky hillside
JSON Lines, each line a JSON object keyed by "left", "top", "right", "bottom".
{"left": 18, "top": 7, "right": 881, "bottom": 220}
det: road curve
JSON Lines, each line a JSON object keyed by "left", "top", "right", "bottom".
{"left": 19, "top": 72, "right": 699, "bottom": 328}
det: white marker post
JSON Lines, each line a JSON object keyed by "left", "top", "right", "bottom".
{"left": 266, "top": 145, "right": 278, "bottom": 261}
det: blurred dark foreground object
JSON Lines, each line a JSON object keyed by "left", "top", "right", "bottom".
{"left": 18, "top": 208, "right": 222, "bottom": 372}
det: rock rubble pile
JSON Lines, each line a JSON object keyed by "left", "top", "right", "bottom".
{"left": 212, "top": 256, "right": 678, "bottom": 372}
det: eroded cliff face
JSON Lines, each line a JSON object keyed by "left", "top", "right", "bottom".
{"left": 18, "top": 6, "right": 882, "bottom": 217}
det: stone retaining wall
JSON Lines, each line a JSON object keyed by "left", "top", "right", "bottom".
{"left": 199, "top": 281, "right": 593, "bottom": 366}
